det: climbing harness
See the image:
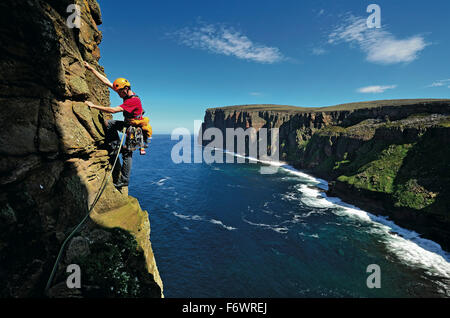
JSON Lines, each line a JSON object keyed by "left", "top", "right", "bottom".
{"left": 125, "top": 126, "right": 146, "bottom": 152}
{"left": 44, "top": 127, "right": 127, "bottom": 295}
{"left": 126, "top": 108, "right": 153, "bottom": 155}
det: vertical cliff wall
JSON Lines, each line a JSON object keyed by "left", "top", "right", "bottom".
{"left": 201, "top": 101, "right": 450, "bottom": 250}
{"left": 0, "top": 0, "right": 162, "bottom": 297}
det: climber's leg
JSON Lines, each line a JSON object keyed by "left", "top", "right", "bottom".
{"left": 105, "top": 119, "right": 124, "bottom": 152}
{"left": 119, "top": 149, "right": 133, "bottom": 186}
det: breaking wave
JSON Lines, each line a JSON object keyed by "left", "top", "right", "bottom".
{"left": 286, "top": 171, "right": 450, "bottom": 280}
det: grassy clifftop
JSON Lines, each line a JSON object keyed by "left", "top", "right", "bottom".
{"left": 207, "top": 99, "right": 450, "bottom": 113}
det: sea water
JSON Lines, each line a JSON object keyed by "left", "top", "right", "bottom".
{"left": 129, "top": 135, "right": 450, "bottom": 297}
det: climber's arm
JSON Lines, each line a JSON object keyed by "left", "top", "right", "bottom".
{"left": 85, "top": 101, "right": 123, "bottom": 113}
{"left": 83, "top": 61, "right": 114, "bottom": 89}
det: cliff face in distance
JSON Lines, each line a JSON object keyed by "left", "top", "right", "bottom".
{"left": 0, "top": 0, "right": 162, "bottom": 297}
{"left": 201, "top": 100, "right": 450, "bottom": 250}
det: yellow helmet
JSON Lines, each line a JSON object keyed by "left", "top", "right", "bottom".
{"left": 113, "top": 78, "right": 131, "bottom": 91}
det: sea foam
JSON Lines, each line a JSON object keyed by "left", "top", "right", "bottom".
{"left": 173, "top": 212, "right": 237, "bottom": 231}
{"left": 282, "top": 167, "right": 450, "bottom": 279}
{"left": 215, "top": 146, "right": 450, "bottom": 279}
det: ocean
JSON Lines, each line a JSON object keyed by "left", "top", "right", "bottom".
{"left": 128, "top": 135, "right": 450, "bottom": 297}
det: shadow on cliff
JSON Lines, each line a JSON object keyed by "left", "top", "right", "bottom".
{"left": 0, "top": 122, "right": 161, "bottom": 297}
{"left": 0, "top": 160, "right": 90, "bottom": 297}
{"left": 391, "top": 127, "right": 450, "bottom": 250}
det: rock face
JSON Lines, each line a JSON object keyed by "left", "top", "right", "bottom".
{"left": 201, "top": 100, "right": 450, "bottom": 250}
{"left": 0, "top": 0, "right": 162, "bottom": 297}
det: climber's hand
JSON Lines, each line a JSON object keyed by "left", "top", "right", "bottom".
{"left": 83, "top": 61, "right": 94, "bottom": 71}
{"left": 85, "top": 101, "right": 95, "bottom": 108}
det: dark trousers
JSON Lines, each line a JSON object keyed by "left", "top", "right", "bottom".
{"left": 106, "top": 120, "right": 133, "bottom": 184}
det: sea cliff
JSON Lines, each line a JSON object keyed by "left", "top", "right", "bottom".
{"left": 201, "top": 100, "right": 450, "bottom": 250}
{"left": 0, "top": 0, "right": 162, "bottom": 297}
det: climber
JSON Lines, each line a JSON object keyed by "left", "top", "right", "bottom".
{"left": 83, "top": 61, "right": 145, "bottom": 188}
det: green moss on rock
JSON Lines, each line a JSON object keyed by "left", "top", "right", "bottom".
{"left": 337, "top": 144, "right": 413, "bottom": 193}
{"left": 72, "top": 227, "right": 160, "bottom": 298}
{"left": 394, "top": 179, "right": 435, "bottom": 210}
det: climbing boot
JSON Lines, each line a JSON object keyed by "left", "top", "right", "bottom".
{"left": 114, "top": 181, "right": 128, "bottom": 188}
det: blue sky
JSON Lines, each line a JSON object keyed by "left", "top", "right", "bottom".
{"left": 97, "top": 0, "right": 450, "bottom": 133}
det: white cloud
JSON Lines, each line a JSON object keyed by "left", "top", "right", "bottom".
{"left": 427, "top": 79, "right": 450, "bottom": 88}
{"left": 171, "top": 23, "right": 285, "bottom": 64}
{"left": 312, "top": 48, "right": 327, "bottom": 55}
{"left": 249, "top": 92, "right": 263, "bottom": 96}
{"left": 328, "top": 15, "right": 428, "bottom": 64}
{"left": 357, "top": 85, "right": 397, "bottom": 93}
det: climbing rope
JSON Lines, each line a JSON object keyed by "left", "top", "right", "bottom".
{"left": 45, "top": 127, "right": 127, "bottom": 294}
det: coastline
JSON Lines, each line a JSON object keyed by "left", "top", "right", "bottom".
{"left": 326, "top": 179, "right": 450, "bottom": 252}
{"left": 204, "top": 145, "right": 450, "bottom": 282}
